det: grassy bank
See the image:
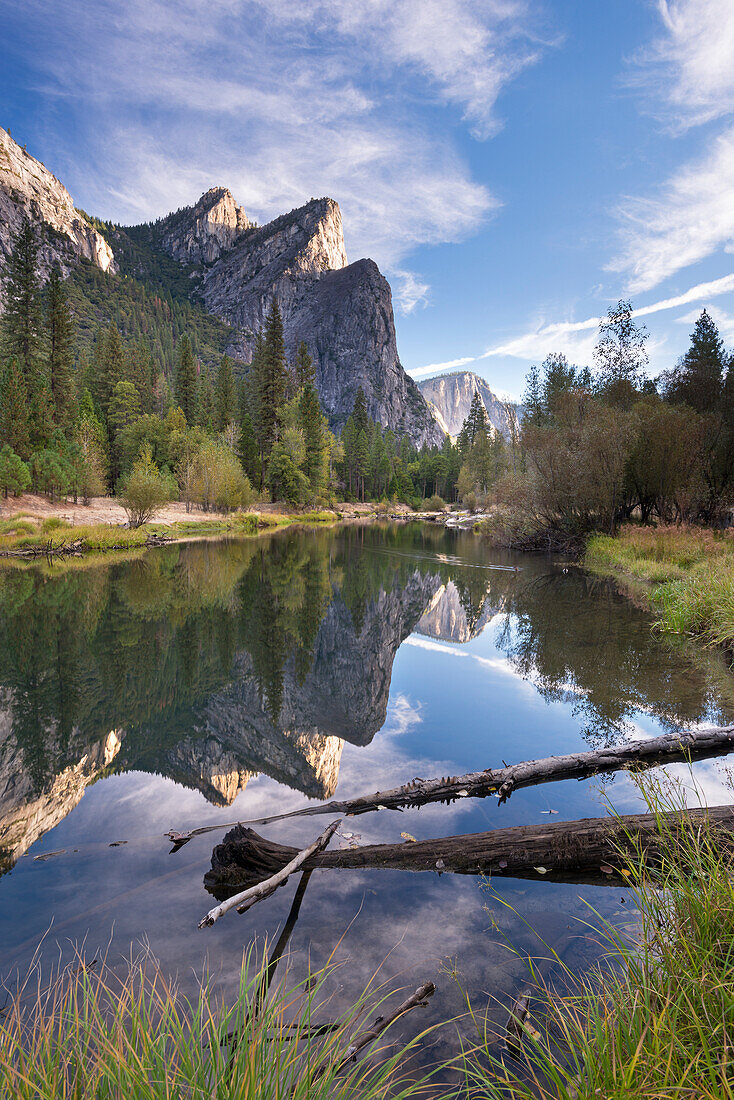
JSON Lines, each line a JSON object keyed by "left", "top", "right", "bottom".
{"left": 586, "top": 525, "right": 734, "bottom": 652}
{"left": 464, "top": 784, "right": 734, "bottom": 1099}
{"left": 0, "top": 951, "right": 441, "bottom": 1099}
{"left": 0, "top": 509, "right": 343, "bottom": 557}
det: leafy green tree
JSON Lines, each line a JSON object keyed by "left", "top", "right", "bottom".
{"left": 594, "top": 299, "right": 648, "bottom": 403}
{"left": 267, "top": 442, "right": 309, "bottom": 505}
{"left": 0, "top": 443, "right": 31, "bottom": 498}
{"left": 0, "top": 359, "right": 31, "bottom": 458}
{"left": 214, "top": 354, "right": 237, "bottom": 431}
{"left": 175, "top": 335, "right": 198, "bottom": 424}
{"left": 119, "top": 444, "right": 175, "bottom": 526}
{"left": 108, "top": 380, "right": 143, "bottom": 484}
{"left": 45, "top": 265, "right": 76, "bottom": 429}
{"left": 1, "top": 219, "right": 43, "bottom": 386}
{"left": 356, "top": 428, "right": 370, "bottom": 501}
{"left": 294, "top": 341, "right": 315, "bottom": 389}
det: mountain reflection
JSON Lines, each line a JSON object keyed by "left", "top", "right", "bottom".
{"left": 0, "top": 522, "right": 731, "bottom": 873}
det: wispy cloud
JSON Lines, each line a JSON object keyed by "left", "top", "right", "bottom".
{"left": 8, "top": 0, "right": 549, "bottom": 286}
{"left": 410, "top": 272, "right": 734, "bottom": 373}
{"left": 632, "top": 0, "right": 734, "bottom": 130}
{"left": 391, "top": 270, "right": 430, "bottom": 314}
{"left": 610, "top": 127, "right": 734, "bottom": 294}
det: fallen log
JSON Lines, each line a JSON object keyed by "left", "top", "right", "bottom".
{"left": 198, "top": 819, "right": 341, "bottom": 928}
{"left": 167, "top": 724, "right": 734, "bottom": 850}
{"left": 204, "top": 805, "right": 734, "bottom": 896}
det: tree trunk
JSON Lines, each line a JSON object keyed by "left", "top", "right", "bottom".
{"left": 205, "top": 805, "right": 734, "bottom": 897}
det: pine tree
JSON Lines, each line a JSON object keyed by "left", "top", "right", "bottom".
{"left": 197, "top": 365, "right": 214, "bottom": 429}
{"left": 175, "top": 335, "right": 198, "bottom": 424}
{"left": 356, "top": 428, "right": 370, "bottom": 501}
{"left": 294, "top": 341, "right": 315, "bottom": 389}
{"left": 594, "top": 299, "right": 648, "bottom": 402}
{"left": 465, "top": 391, "right": 489, "bottom": 445}
{"left": 127, "top": 341, "right": 154, "bottom": 412}
{"left": 30, "top": 385, "right": 55, "bottom": 450}
{"left": 352, "top": 386, "right": 370, "bottom": 437}
{"left": 258, "top": 300, "right": 288, "bottom": 462}
{"left": 45, "top": 265, "right": 76, "bottom": 430}
{"left": 238, "top": 413, "right": 260, "bottom": 486}
{"left": 0, "top": 359, "right": 31, "bottom": 459}
{"left": 523, "top": 363, "right": 544, "bottom": 426}
{"left": 341, "top": 416, "right": 357, "bottom": 497}
{"left": 664, "top": 309, "right": 726, "bottom": 413}
{"left": 96, "top": 324, "right": 128, "bottom": 420}
{"left": 214, "top": 354, "right": 237, "bottom": 431}
{"left": 1, "top": 219, "right": 43, "bottom": 388}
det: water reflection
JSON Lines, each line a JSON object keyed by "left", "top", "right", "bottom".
{"left": 0, "top": 523, "right": 732, "bottom": 880}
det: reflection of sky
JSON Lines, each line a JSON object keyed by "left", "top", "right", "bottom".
{"left": 1, "top": 534, "right": 732, "bottom": 1056}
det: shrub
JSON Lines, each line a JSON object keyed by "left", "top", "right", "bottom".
{"left": 41, "top": 516, "right": 72, "bottom": 533}
{"left": 423, "top": 494, "right": 446, "bottom": 512}
{"left": 119, "top": 445, "right": 175, "bottom": 527}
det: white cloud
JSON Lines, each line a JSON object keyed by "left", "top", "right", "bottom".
{"left": 634, "top": 0, "right": 734, "bottom": 129}
{"left": 409, "top": 272, "right": 734, "bottom": 372}
{"left": 610, "top": 126, "right": 734, "bottom": 294}
{"left": 9, "top": 0, "right": 548, "bottom": 277}
{"left": 391, "top": 270, "right": 430, "bottom": 315}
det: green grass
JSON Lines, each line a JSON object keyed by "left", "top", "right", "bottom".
{"left": 0, "top": 949, "right": 443, "bottom": 1099}
{"left": 586, "top": 525, "right": 734, "bottom": 650}
{"left": 462, "top": 780, "right": 734, "bottom": 1099}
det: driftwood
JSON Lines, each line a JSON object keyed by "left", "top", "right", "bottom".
{"left": 0, "top": 537, "right": 86, "bottom": 560}
{"left": 204, "top": 805, "right": 734, "bottom": 896}
{"left": 315, "top": 981, "right": 436, "bottom": 1079}
{"left": 167, "top": 725, "right": 734, "bottom": 851}
{"left": 198, "top": 819, "right": 341, "bottom": 928}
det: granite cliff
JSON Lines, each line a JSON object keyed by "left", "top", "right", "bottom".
{"left": 0, "top": 126, "right": 115, "bottom": 278}
{"left": 152, "top": 192, "right": 443, "bottom": 444}
{"left": 418, "top": 371, "right": 517, "bottom": 441}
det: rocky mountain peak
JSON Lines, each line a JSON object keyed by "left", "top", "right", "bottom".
{"left": 0, "top": 125, "right": 115, "bottom": 279}
{"left": 418, "top": 370, "right": 517, "bottom": 441}
{"left": 158, "top": 186, "right": 252, "bottom": 264}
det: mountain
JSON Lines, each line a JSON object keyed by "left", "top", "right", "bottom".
{"left": 0, "top": 126, "right": 114, "bottom": 277}
{"left": 0, "top": 124, "right": 444, "bottom": 446}
{"left": 418, "top": 371, "right": 516, "bottom": 440}
{"left": 142, "top": 189, "right": 444, "bottom": 443}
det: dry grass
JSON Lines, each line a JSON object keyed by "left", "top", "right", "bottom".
{"left": 586, "top": 525, "right": 734, "bottom": 650}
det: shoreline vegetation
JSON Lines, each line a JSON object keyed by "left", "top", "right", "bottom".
{"left": 586, "top": 524, "right": 734, "bottom": 655}
{"left": 0, "top": 494, "right": 441, "bottom": 559}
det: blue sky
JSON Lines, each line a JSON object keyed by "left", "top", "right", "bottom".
{"left": 4, "top": 0, "right": 734, "bottom": 400}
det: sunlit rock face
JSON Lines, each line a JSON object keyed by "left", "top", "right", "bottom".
{"left": 159, "top": 187, "right": 251, "bottom": 264}
{"left": 168, "top": 193, "right": 443, "bottom": 445}
{"left": 418, "top": 371, "right": 517, "bottom": 441}
{"left": 0, "top": 692, "right": 121, "bottom": 873}
{"left": 415, "top": 580, "right": 502, "bottom": 643}
{"left": 0, "top": 126, "right": 115, "bottom": 280}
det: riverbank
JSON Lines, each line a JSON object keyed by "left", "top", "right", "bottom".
{"left": 465, "top": 785, "right": 734, "bottom": 1099}
{"left": 0, "top": 494, "right": 434, "bottom": 558}
{"left": 585, "top": 525, "right": 734, "bottom": 654}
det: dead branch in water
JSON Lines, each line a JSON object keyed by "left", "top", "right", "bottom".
{"left": 198, "top": 819, "right": 341, "bottom": 928}
{"left": 314, "top": 981, "right": 436, "bottom": 1079}
{"left": 167, "top": 724, "right": 734, "bottom": 850}
{"left": 204, "top": 805, "right": 734, "bottom": 895}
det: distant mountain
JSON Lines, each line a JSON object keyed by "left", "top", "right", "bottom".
{"left": 0, "top": 126, "right": 444, "bottom": 446}
{"left": 418, "top": 371, "right": 517, "bottom": 440}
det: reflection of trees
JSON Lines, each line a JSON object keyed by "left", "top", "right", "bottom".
{"left": 492, "top": 568, "right": 734, "bottom": 747}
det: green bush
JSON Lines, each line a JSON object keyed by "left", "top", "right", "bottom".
{"left": 0, "top": 445, "right": 31, "bottom": 499}
{"left": 40, "top": 516, "right": 72, "bottom": 533}
{"left": 119, "top": 445, "right": 176, "bottom": 527}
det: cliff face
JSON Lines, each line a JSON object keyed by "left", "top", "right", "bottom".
{"left": 166, "top": 194, "right": 444, "bottom": 445}
{"left": 418, "top": 371, "right": 517, "bottom": 441}
{"left": 0, "top": 127, "right": 115, "bottom": 279}
{"left": 0, "top": 691, "right": 121, "bottom": 874}
{"left": 415, "top": 580, "right": 502, "bottom": 644}
{"left": 158, "top": 187, "right": 251, "bottom": 264}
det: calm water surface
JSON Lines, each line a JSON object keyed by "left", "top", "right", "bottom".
{"left": 1, "top": 522, "right": 732, "bottom": 1064}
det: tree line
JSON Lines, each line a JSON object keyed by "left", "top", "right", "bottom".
{"left": 474, "top": 301, "right": 734, "bottom": 548}
{"left": 0, "top": 219, "right": 471, "bottom": 516}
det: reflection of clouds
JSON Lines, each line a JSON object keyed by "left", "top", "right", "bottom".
{"left": 382, "top": 693, "right": 422, "bottom": 737}
{"left": 404, "top": 635, "right": 536, "bottom": 690}
{"left": 610, "top": 759, "right": 734, "bottom": 812}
